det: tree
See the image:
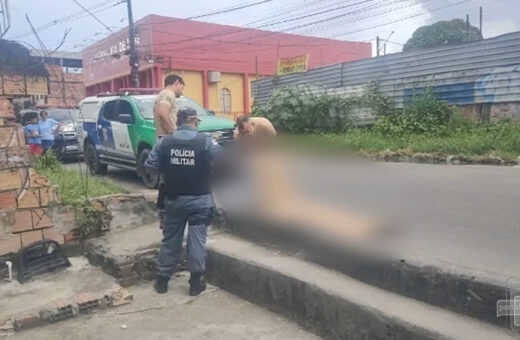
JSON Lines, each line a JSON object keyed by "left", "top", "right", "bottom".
{"left": 403, "top": 19, "right": 483, "bottom": 52}
{"left": 0, "top": 39, "right": 48, "bottom": 76}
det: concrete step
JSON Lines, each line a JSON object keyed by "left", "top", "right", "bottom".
{"left": 15, "top": 276, "right": 319, "bottom": 340}
{"left": 219, "top": 214, "right": 517, "bottom": 328}
{"left": 83, "top": 224, "right": 221, "bottom": 286}
{"left": 206, "top": 233, "right": 517, "bottom": 340}
{"left": 0, "top": 257, "right": 132, "bottom": 336}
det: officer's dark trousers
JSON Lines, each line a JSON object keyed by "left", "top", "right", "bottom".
{"left": 157, "top": 195, "right": 213, "bottom": 278}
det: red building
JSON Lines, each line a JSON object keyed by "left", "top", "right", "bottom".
{"left": 83, "top": 15, "right": 371, "bottom": 119}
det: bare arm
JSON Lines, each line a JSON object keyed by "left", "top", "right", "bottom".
{"left": 156, "top": 102, "right": 175, "bottom": 135}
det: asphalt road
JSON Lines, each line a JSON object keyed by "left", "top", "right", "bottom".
{"left": 65, "top": 159, "right": 520, "bottom": 278}
{"left": 64, "top": 162, "right": 154, "bottom": 194}
{"left": 288, "top": 157, "right": 520, "bottom": 278}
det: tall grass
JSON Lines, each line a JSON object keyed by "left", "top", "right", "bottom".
{"left": 33, "top": 153, "right": 123, "bottom": 205}
{"left": 283, "top": 121, "right": 520, "bottom": 162}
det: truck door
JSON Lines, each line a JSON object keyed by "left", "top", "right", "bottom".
{"left": 97, "top": 100, "right": 117, "bottom": 157}
{"left": 110, "top": 99, "right": 135, "bottom": 160}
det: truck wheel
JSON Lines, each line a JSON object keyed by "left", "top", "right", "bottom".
{"left": 138, "top": 148, "right": 159, "bottom": 189}
{"left": 85, "top": 143, "right": 107, "bottom": 176}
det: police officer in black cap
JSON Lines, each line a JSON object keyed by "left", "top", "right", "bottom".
{"left": 145, "top": 106, "right": 222, "bottom": 296}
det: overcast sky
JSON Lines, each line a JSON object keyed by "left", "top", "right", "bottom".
{"left": 4, "top": 0, "right": 518, "bottom": 56}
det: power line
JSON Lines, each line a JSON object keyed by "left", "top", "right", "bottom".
{"left": 139, "top": 0, "right": 414, "bottom": 54}
{"left": 137, "top": 0, "right": 274, "bottom": 27}
{"left": 245, "top": 0, "right": 348, "bottom": 26}
{"left": 272, "top": 0, "right": 419, "bottom": 34}
{"left": 134, "top": 0, "right": 471, "bottom": 61}
{"left": 72, "top": 0, "right": 113, "bottom": 32}
{"left": 70, "top": 0, "right": 273, "bottom": 51}
{"left": 295, "top": 0, "right": 425, "bottom": 36}
{"left": 241, "top": 0, "right": 377, "bottom": 30}
{"left": 135, "top": 0, "right": 398, "bottom": 52}
{"left": 81, "top": 0, "right": 278, "bottom": 54}
{"left": 11, "top": 0, "right": 119, "bottom": 39}
{"left": 332, "top": 0, "right": 471, "bottom": 38}
{"left": 89, "top": 0, "right": 407, "bottom": 64}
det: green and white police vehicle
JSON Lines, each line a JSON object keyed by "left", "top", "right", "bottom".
{"left": 78, "top": 89, "right": 235, "bottom": 188}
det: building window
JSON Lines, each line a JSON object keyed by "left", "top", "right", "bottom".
{"left": 220, "top": 88, "right": 231, "bottom": 113}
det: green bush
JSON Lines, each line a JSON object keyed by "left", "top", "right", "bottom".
{"left": 253, "top": 84, "right": 393, "bottom": 134}
{"left": 375, "top": 89, "right": 454, "bottom": 135}
{"left": 32, "top": 152, "right": 63, "bottom": 172}
{"left": 261, "top": 85, "right": 520, "bottom": 162}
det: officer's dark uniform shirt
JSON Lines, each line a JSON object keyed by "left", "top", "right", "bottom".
{"left": 145, "top": 125, "right": 222, "bottom": 208}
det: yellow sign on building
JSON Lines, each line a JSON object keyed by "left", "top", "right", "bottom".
{"left": 277, "top": 54, "right": 309, "bottom": 76}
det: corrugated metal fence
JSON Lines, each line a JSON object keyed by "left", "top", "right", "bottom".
{"left": 252, "top": 32, "right": 520, "bottom": 109}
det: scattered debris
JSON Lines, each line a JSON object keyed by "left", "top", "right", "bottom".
{"left": 3, "top": 287, "right": 133, "bottom": 335}
{"left": 0, "top": 319, "right": 14, "bottom": 337}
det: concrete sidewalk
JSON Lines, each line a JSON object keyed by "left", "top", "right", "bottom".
{"left": 15, "top": 277, "right": 319, "bottom": 340}
{"left": 0, "top": 257, "right": 119, "bottom": 323}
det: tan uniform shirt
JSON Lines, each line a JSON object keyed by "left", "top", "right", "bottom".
{"left": 154, "top": 89, "right": 178, "bottom": 138}
{"left": 235, "top": 117, "right": 277, "bottom": 140}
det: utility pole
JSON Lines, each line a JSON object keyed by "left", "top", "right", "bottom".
{"left": 465, "top": 14, "right": 470, "bottom": 39}
{"left": 26, "top": 14, "right": 49, "bottom": 56}
{"left": 126, "top": 0, "right": 139, "bottom": 88}
{"left": 255, "top": 56, "right": 259, "bottom": 80}
{"left": 255, "top": 56, "right": 259, "bottom": 96}
{"left": 479, "top": 6, "right": 483, "bottom": 36}
{"left": 381, "top": 31, "right": 394, "bottom": 56}
{"left": 275, "top": 40, "right": 281, "bottom": 75}
{"left": 60, "top": 58, "right": 66, "bottom": 106}
{"left": 0, "top": 0, "right": 11, "bottom": 38}
{"left": 376, "top": 36, "right": 380, "bottom": 57}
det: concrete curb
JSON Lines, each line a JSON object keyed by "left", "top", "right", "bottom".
{"left": 206, "top": 234, "right": 516, "bottom": 340}
{"left": 367, "top": 151, "right": 518, "bottom": 166}
{"left": 206, "top": 251, "right": 439, "bottom": 340}
{"left": 219, "top": 214, "right": 517, "bottom": 329}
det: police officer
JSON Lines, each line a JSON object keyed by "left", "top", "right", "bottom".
{"left": 145, "top": 107, "right": 221, "bottom": 296}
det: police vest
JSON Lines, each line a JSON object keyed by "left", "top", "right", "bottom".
{"left": 159, "top": 133, "right": 211, "bottom": 196}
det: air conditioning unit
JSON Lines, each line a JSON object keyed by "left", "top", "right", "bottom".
{"left": 208, "top": 71, "right": 221, "bottom": 83}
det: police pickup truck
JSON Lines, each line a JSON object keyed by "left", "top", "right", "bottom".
{"left": 77, "top": 89, "right": 235, "bottom": 188}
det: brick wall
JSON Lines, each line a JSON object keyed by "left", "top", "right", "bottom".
{"left": 0, "top": 98, "right": 14, "bottom": 121}
{"left": 45, "top": 65, "right": 85, "bottom": 107}
{"left": 0, "top": 119, "right": 73, "bottom": 257}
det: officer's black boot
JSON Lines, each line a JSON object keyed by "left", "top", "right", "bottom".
{"left": 154, "top": 275, "right": 169, "bottom": 294}
{"left": 189, "top": 272, "right": 206, "bottom": 296}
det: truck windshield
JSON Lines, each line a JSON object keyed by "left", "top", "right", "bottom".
{"left": 135, "top": 97, "right": 209, "bottom": 120}
{"left": 47, "top": 109, "right": 79, "bottom": 123}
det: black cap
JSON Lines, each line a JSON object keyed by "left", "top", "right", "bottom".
{"left": 177, "top": 107, "right": 199, "bottom": 125}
